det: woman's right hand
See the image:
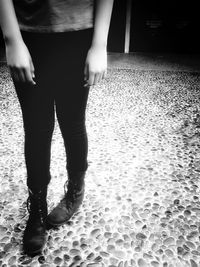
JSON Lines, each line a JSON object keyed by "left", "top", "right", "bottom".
{"left": 5, "top": 38, "right": 36, "bottom": 85}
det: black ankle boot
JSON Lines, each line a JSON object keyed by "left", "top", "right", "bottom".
{"left": 23, "top": 188, "right": 48, "bottom": 256}
{"left": 47, "top": 171, "right": 85, "bottom": 227}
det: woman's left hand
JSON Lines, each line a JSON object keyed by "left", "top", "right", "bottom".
{"left": 84, "top": 45, "right": 107, "bottom": 87}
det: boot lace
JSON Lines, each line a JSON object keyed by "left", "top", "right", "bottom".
{"left": 62, "top": 181, "right": 82, "bottom": 210}
{"left": 27, "top": 189, "right": 46, "bottom": 225}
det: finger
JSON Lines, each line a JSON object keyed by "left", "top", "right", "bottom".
{"left": 30, "top": 58, "right": 35, "bottom": 79}
{"left": 23, "top": 67, "right": 36, "bottom": 85}
{"left": 18, "top": 68, "right": 26, "bottom": 83}
{"left": 84, "top": 63, "right": 89, "bottom": 82}
{"left": 10, "top": 67, "right": 20, "bottom": 83}
{"left": 102, "top": 69, "right": 107, "bottom": 80}
{"left": 98, "top": 72, "right": 103, "bottom": 84}
{"left": 88, "top": 71, "right": 95, "bottom": 86}
{"left": 83, "top": 64, "right": 89, "bottom": 87}
{"left": 9, "top": 67, "right": 15, "bottom": 81}
{"left": 93, "top": 73, "right": 101, "bottom": 85}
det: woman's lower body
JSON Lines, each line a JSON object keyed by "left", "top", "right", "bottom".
{"left": 14, "top": 29, "right": 92, "bottom": 190}
{"left": 13, "top": 29, "right": 92, "bottom": 255}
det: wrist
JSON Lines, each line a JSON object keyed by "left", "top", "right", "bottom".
{"left": 91, "top": 41, "right": 107, "bottom": 50}
{"left": 4, "top": 34, "right": 23, "bottom": 46}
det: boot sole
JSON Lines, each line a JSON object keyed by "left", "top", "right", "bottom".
{"left": 46, "top": 217, "right": 72, "bottom": 228}
{"left": 23, "top": 236, "right": 47, "bottom": 256}
{"left": 46, "top": 200, "right": 84, "bottom": 228}
{"left": 23, "top": 247, "right": 43, "bottom": 257}
{"left": 46, "top": 209, "right": 80, "bottom": 228}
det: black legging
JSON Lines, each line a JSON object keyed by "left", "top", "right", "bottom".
{"left": 14, "top": 29, "right": 93, "bottom": 191}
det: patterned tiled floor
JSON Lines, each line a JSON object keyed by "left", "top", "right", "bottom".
{"left": 1, "top": 61, "right": 200, "bottom": 267}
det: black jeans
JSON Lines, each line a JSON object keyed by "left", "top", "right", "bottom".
{"left": 14, "top": 29, "right": 93, "bottom": 191}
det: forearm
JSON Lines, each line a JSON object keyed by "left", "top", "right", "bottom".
{"left": 92, "top": 0, "right": 114, "bottom": 48}
{"left": 0, "top": 0, "right": 22, "bottom": 44}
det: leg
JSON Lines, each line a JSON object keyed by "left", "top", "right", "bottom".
{"left": 15, "top": 82, "right": 55, "bottom": 191}
{"left": 55, "top": 30, "right": 92, "bottom": 174}
{"left": 47, "top": 84, "right": 89, "bottom": 226}
{"left": 14, "top": 32, "right": 56, "bottom": 191}
{"left": 47, "top": 29, "right": 92, "bottom": 226}
{"left": 14, "top": 31, "right": 56, "bottom": 255}
{"left": 14, "top": 79, "right": 55, "bottom": 255}
{"left": 55, "top": 84, "right": 89, "bottom": 174}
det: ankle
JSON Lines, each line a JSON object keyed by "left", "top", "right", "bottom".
{"left": 67, "top": 169, "right": 86, "bottom": 181}
{"left": 27, "top": 188, "right": 48, "bottom": 222}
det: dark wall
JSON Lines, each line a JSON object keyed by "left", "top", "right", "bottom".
{"left": 107, "top": 0, "right": 200, "bottom": 53}
{"left": 130, "top": 0, "right": 200, "bottom": 53}
{"left": 107, "top": 0, "right": 126, "bottom": 52}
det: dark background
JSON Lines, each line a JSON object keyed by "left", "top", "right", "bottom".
{"left": 108, "top": 0, "right": 200, "bottom": 53}
{"left": 129, "top": 0, "right": 199, "bottom": 53}
{"left": 0, "top": 0, "right": 200, "bottom": 59}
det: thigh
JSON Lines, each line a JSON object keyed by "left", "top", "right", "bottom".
{"left": 14, "top": 32, "right": 56, "bottom": 131}
{"left": 14, "top": 80, "right": 55, "bottom": 132}
{"left": 55, "top": 29, "right": 92, "bottom": 124}
{"left": 55, "top": 83, "right": 90, "bottom": 131}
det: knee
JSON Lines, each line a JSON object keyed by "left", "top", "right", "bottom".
{"left": 24, "top": 121, "right": 55, "bottom": 136}
{"left": 24, "top": 126, "right": 54, "bottom": 144}
{"left": 62, "top": 119, "right": 87, "bottom": 139}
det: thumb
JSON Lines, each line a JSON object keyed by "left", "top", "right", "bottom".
{"left": 84, "top": 62, "right": 88, "bottom": 81}
{"left": 84, "top": 62, "right": 89, "bottom": 88}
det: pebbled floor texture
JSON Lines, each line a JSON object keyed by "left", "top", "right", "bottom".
{"left": 1, "top": 62, "right": 200, "bottom": 267}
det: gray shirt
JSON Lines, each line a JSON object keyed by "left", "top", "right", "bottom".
{"left": 13, "top": 0, "right": 94, "bottom": 32}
